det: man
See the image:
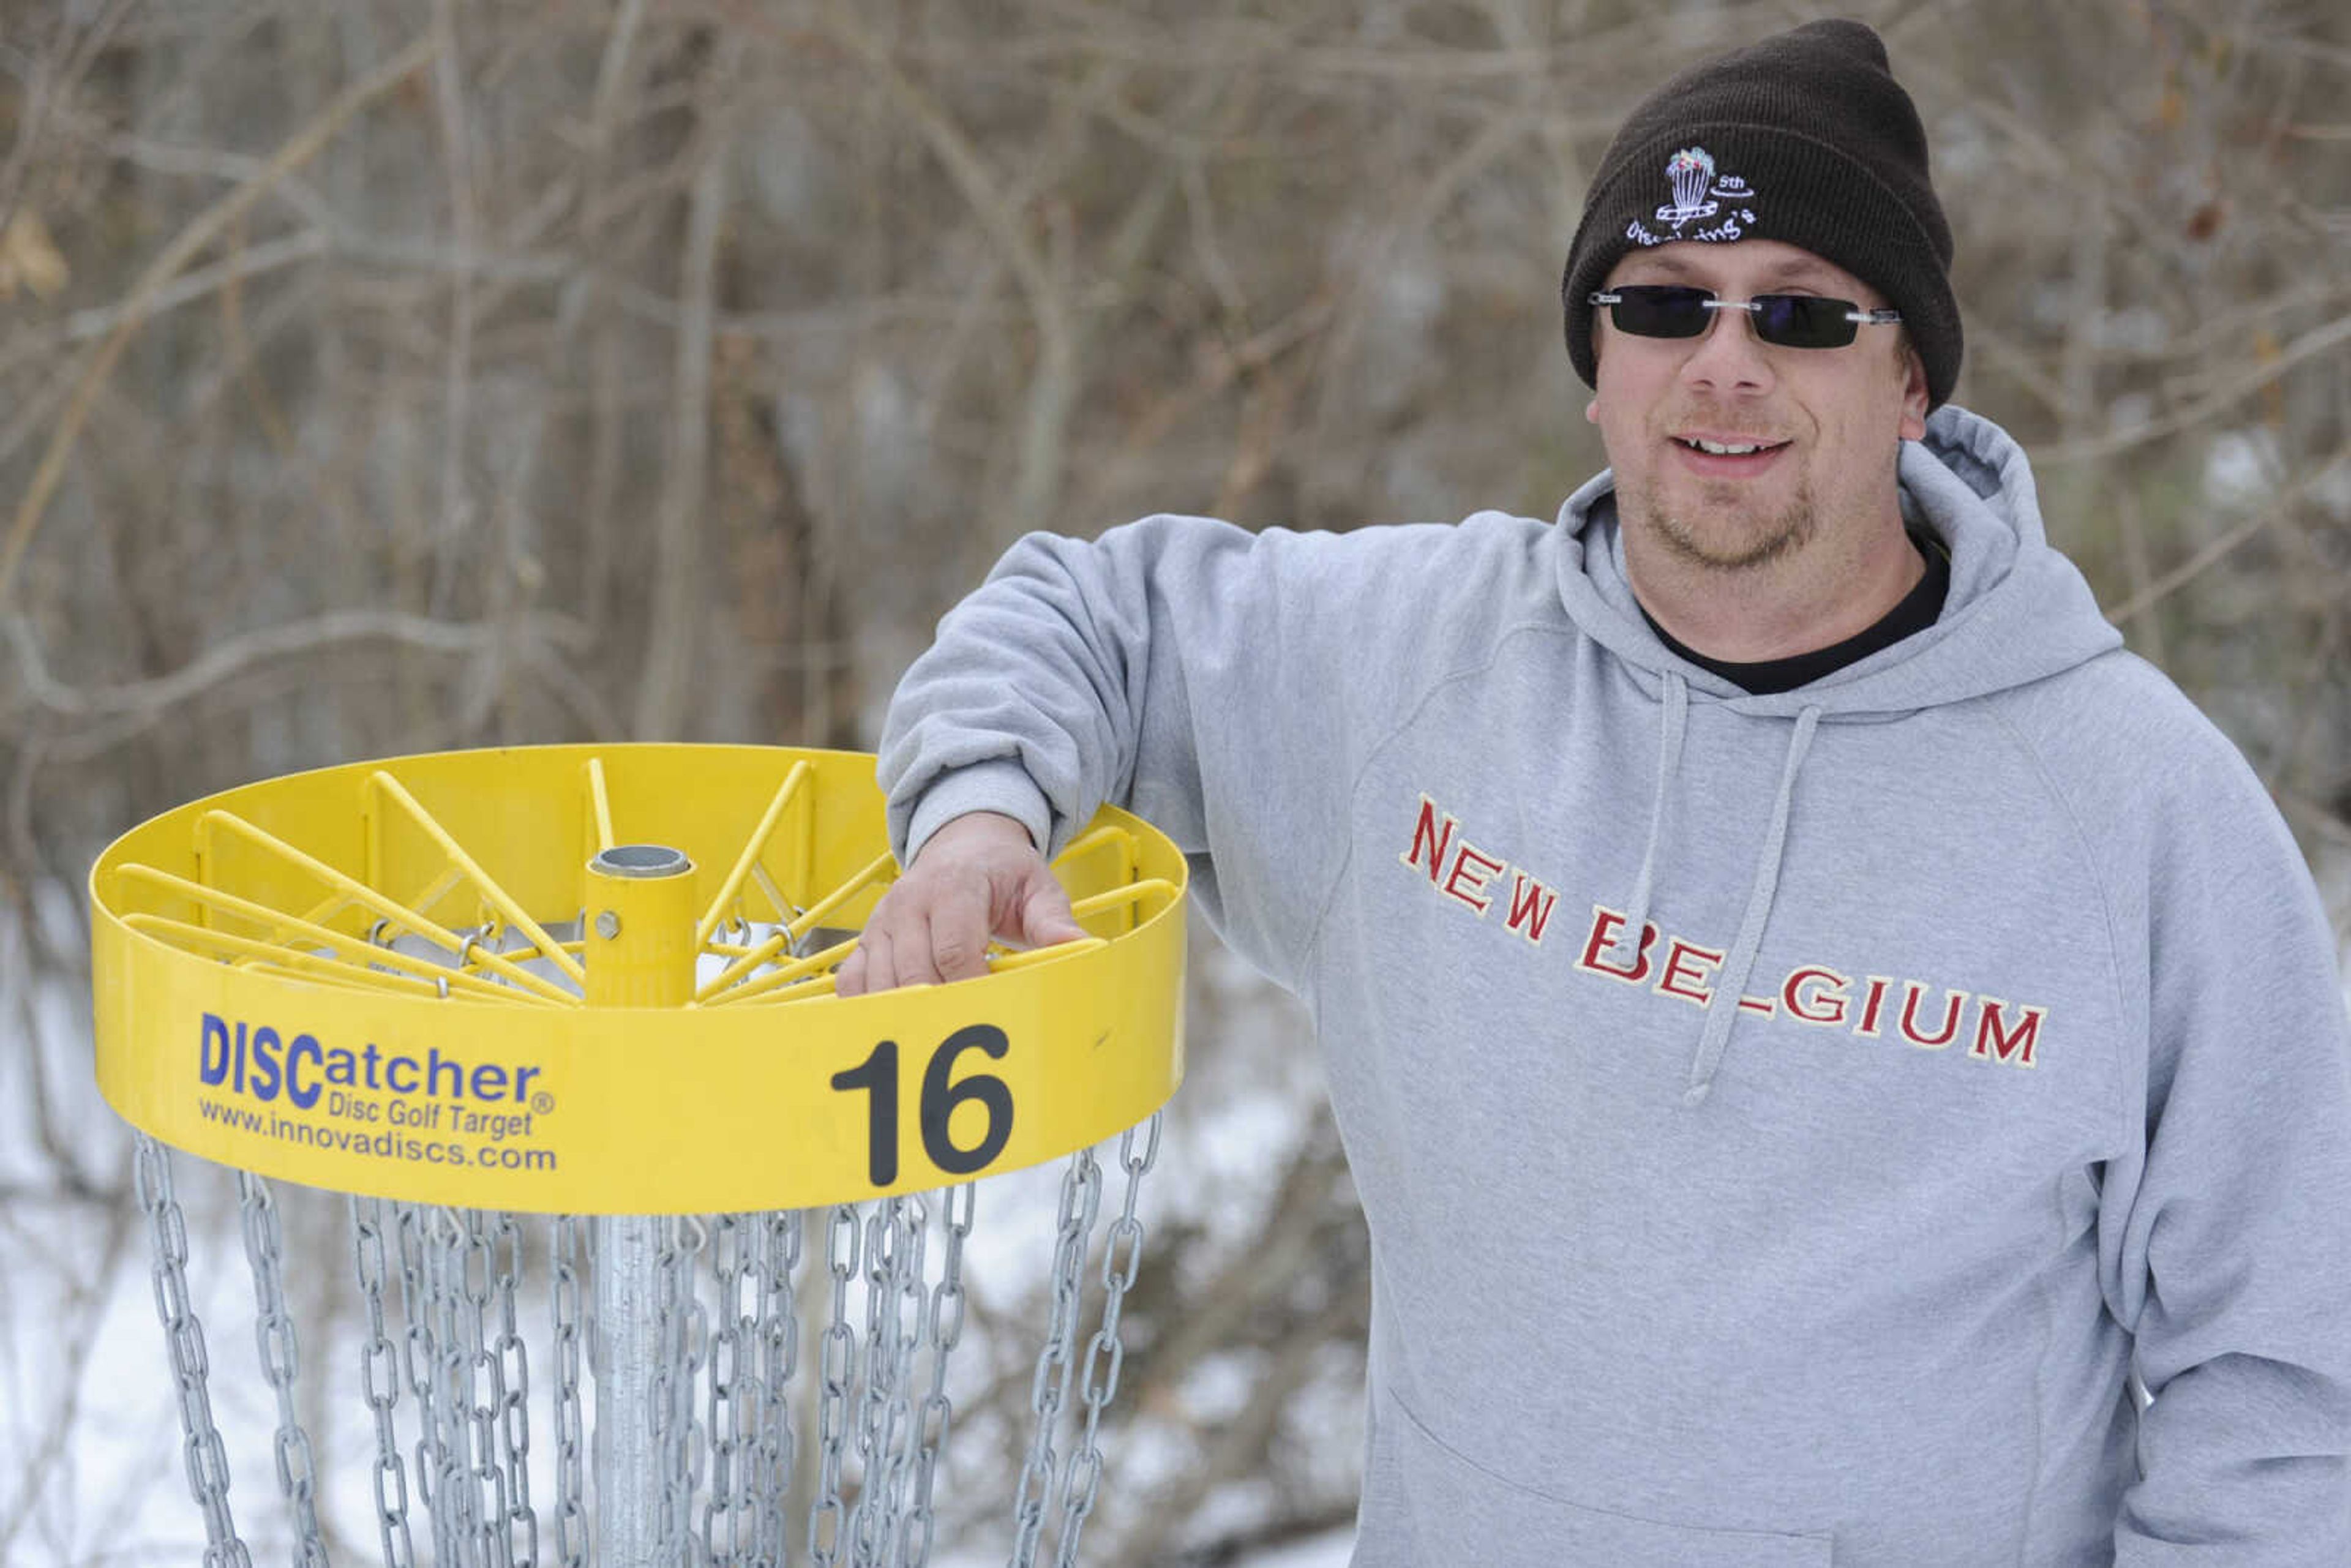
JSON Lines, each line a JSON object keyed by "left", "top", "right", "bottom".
{"left": 842, "top": 20, "right": 2351, "bottom": 1564}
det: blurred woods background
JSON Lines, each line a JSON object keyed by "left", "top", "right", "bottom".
{"left": 2, "top": 0, "right": 2348, "bottom": 1562}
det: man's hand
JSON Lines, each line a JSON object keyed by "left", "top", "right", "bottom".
{"left": 836, "top": 811, "right": 1087, "bottom": 996}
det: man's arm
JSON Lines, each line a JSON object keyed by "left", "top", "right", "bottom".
{"left": 850, "top": 513, "right": 1406, "bottom": 997}
{"left": 2104, "top": 744, "right": 2351, "bottom": 1558}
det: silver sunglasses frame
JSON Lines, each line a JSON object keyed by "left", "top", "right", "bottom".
{"left": 1588, "top": 288, "right": 1902, "bottom": 342}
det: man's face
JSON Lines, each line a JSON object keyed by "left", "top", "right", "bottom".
{"left": 1584, "top": 239, "right": 1929, "bottom": 574}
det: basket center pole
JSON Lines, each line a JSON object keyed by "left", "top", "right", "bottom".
{"left": 584, "top": 845, "right": 697, "bottom": 1567}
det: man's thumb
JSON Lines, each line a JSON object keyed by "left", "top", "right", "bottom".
{"left": 1020, "top": 874, "right": 1087, "bottom": 946}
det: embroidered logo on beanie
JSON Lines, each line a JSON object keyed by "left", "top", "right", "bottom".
{"left": 1637, "top": 147, "right": 1762, "bottom": 246}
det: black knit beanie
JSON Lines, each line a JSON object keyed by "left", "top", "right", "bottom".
{"left": 1561, "top": 19, "right": 1961, "bottom": 408}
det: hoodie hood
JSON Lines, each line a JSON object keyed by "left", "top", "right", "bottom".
{"left": 1553, "top": 403, "right": 2123, "bottom": 718}
{"left": 1550, "top": 403, "right": 2122, "bottom": 1102}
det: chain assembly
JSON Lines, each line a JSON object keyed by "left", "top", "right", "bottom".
{"left": 900, "top": 1182, "right": 975, "bottom": 1568}
{"left": 137, "top": 1133, "right": 253, "bottom": 1568}
{"left": 393, "top": 1203, "right": 447, "bottom": 1553}
{"left": 810, "top": 1204, "right": 862, "bottom": 1568}
{"left": 493, "top": 1212, "right": 539, "bottom": 1567}
{"left": 235, "top": 1171, "right": 329, "bottom": 1567}
{"left": 705, "top": 1214, "right": 762, "bottom": 1566}
{"left": 754, "top": 1210, "right": 805, "bottom": 1568}
{"left": 1052, "top": 1114, "right": 1161, "bottom": 1566}
{"left": 426, "top": 1206, "right": 479, "bottom": 1564}
{"left": 549, "top": 1216, "right": 589, "bottom": 1568}
{"left": 352, "top": 1196, "right": 420, "bottom": 1568}
{"left": 1008, "top": 1148, "right": 1104, "bottom": 1568}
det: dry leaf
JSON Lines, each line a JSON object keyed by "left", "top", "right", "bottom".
{"left": 0, "top": 209, "right": 70, "bottom": 300}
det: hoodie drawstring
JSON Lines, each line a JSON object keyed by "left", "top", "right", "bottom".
{"left": 1614, "top": 670, "right": 1687, "bottom": 966}
{"left": 1682, "top": 704, "right": 1821, "bottom": 1106}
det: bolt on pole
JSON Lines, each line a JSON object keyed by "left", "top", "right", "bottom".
{"left": 584, "top": 844, "right": 698, "bottom": 1568}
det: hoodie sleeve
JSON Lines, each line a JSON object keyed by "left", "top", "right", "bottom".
{"left": 2104, "top": 730, "right": 2351, "bottom": 1559}
{"left": 876, "top": 512, "right": 1505, "bottom": 991}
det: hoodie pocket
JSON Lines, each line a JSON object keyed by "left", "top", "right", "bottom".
{"left": 1388, "top": 1393, "right": 1833, "bottom": 1567}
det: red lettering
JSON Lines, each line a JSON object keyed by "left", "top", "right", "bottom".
{"left": 1577, "top": 907, "right": 1657, "bottom": 983}
{"left": 1738, "top": 996, "right": 1777, "bottom": 1016}
{"left": 1401, "top": 797, "right": 1458, "bottom": 887}
{"left": 1503, "top": 873, "right": 1559, "bottom": 945}
{"left": 1970, "top": 999, "right": 2044, "bottom": 1068}
{"left": 1899, "top": 983, "right": 1968, "bottom": 1049}
{"left": 1782, "top": 967, "right": 1851, "bottom": 1026}
{"left": 1441, "top": 844, "right": 1506, "bottom": 915}
{"left": 1655, "top": 939, "right": 1723, "bottom": 1007}
{"left": 1855, "top": 977, "right": 1894, "bottom": 1037}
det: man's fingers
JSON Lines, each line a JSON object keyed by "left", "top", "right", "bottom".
{"left": 929, "top": 882, "right": 994, "bottom": 981}
{"left": 889, "top": 917, "right": 947, "bottom": 990}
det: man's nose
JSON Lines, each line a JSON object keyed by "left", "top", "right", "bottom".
{"left": 1677, "top": 306, "right": 1777, "bottom": 395}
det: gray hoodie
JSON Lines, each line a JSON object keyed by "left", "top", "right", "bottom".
{"left": 880, "top": 405, "right": 2351, "bottom": 1564}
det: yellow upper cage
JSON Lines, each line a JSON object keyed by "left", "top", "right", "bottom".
{"left": 89, "top": 744, "right": 1187, "bottom": 1214}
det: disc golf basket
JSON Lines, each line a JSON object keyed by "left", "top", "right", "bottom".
{"left": 89, "top": 743, "right": 1188, "bottom": 1568}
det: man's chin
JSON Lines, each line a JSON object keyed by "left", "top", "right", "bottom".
{"left": 1629, "top": 494, "right": 1812, "bottom": 574}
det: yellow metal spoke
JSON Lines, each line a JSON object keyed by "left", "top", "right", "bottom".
{"left": 124, "top": 913, "right": 469, "bottom": 1002}
{"left": 751, "top": 863, "right": 795, "bottom": 927}
{"left": 696, "top": 760, "right": 811, "bottom": 948}
{"left": 700, "top": 935, "right": 858, "bottom": 1008}
{"left": 1069, "top": 878, "right": 1180, "bottom": 921}
{"left": 696, "top": 850, "right": 895, "bottom": 1002}
{"left": 364, "top": 773, "right": 589, "bottom": 989}
{"left": 1052, "top": 823, "right": 1134, "bottom": 866}
{"left": 120, "top": 867, "right": 560, "bottom": 1006}
{"left": 189, "top": 815, "right": 581, "bottom": 1005}
{"left": 985, "top": 936, "right": 1108, "bottom": 972}
{"left": 585, "top": 757, "right": 615, "bottom": 855}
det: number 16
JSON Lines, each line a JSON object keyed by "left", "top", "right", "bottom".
{"left": 830, "top": 1024, "right": 1016, "bottom": 1187}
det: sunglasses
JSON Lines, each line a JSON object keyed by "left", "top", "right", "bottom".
{"left": 1588, "top": 285, "right": 1902, "bottom": 350}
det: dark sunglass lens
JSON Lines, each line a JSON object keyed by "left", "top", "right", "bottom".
{"left": 1612, "top": 286, "right": 1712, "bottom": 339}
{"left": 1753, "top": 294, "right": 1859, "bottom": 348}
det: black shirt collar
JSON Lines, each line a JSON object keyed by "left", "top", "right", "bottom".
{"left": 1640, "top": 531, "right": 1951, "bottom": 696}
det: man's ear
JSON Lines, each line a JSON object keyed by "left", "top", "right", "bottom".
{"left": 1585, "top": 396, "right": 1601, "bottom": 426}
{"left": 1898, "top": 343, "right": 1930, "bottom": 442}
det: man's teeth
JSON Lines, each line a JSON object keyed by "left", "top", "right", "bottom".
{"left": 1681, "top": 437, "right": 1780, "bottom": 455}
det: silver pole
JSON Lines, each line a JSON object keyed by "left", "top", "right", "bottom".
{"left": 585, "top": 844, "right": 698, "bottom": 1567}
{"left": 593, "top": 1215, "right": 668, "bottom": 1566}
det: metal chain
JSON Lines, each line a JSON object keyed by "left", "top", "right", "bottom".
{"left": 653, "top": 1215, "right": 711, "bottom": 1562}
{"left": 550, "top": 1217, "right": 589, "bottom": 1568}
{"left": 844, "top": 1199, "right": 909, "bottom": 1568}
{"left": 873, "top": 1197, "right": 929, "bottom": 1566}
{"left": 847, "top": 1196, "right": 926, "bottom": 1567}
{"left": 754, "top": 1210, "right": 803, "bottom": 1568}
{"left": 394, "top": 1204, "right": 448, "bottom": 1552}
{"left": 135, "top": 1133, "right": 253, "bottom": 1568}
{"left": 353, "top": 1197, "right": 419, "bottom": 1568}
{"left": 898, "top": 1183, "right": 973, "bottom": 1568}
{"left": 427, "top": 1207, "right": 479, "bottom": 1567}
{"left": 708, "top": 1215, "right": 770, "bottom": 1566}
{"left": 236, "top": 1170, "right": 329, "bottom": 1567}
{"left": 1007, "top": 1150, "right": 1101, "bottom": 1568}
{"left": 459, "top": 1210, "right": 512, "bottom": 1568}
{"left": 493, "top": 1214, "right": 538, "bottom": 1568}
{"left": 1051, "top": 1116, "right": 1161, "bottom": 1567}
{"left": 808, "top": 1205, "right": 861, "bottom": 1568}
